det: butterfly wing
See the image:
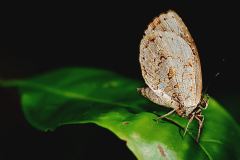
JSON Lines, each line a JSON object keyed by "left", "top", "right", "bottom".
{"left": 137, "top": 87, "right": 180, "bottom": 109}
{"left": 139, "top": 10, "right": 202, "bottom": 116}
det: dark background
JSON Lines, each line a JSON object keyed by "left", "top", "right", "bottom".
{"left": 1, "top": 1, "right": 239, "bottom": 160}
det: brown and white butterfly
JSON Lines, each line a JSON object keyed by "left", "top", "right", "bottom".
{"left": 138, "top": 10, "right": 208, "bottom": 142}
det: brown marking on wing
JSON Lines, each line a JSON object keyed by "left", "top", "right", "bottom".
{"left": 172, "top": 92, "right": 177, "bottom": 99}
{"left": 184, "top": 62, "right": 193, "bottom": 68}
{"left": 164, "top": 85, "right": 173, "bottom": 93}
{"left": 148, "top": 36, "right": 156, "bottom": 42}
{"left": 167, "top": 67, "right": 175, "bottom": 80}
{"left": 160, "top": 55, "right": 167, "bottom": 61}
{"left": 174, "top": 84, "right": 179, "bottom": 88}
{"left": 189, "top": 86, "right": 193, "bottom": 92}
{"left": 176, "top": 106, "right": 185, "bottom": 117}
{"left": 148, "top": 17, "right": 161, "bottom": 30}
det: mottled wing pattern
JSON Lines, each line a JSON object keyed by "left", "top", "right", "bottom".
{"left": 139, "top": 10, "right": 202, "bottom": 115}
{"left": 137, "top": 87, "right": 180, "bottom": 109}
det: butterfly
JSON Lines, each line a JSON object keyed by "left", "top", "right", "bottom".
{"left": 138, "top": 10, "right": 208, "bottom": 142}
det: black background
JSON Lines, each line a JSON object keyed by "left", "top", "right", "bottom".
{"left": 1, "top": 1, "right": 240, "bottom": 160}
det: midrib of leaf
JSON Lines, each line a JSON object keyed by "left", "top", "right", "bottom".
{"left": 0, "top": 80, "right": 134, "bottom": 108}
{"left": 198, "top": 144, "right": 213, "bottom": 160}
{"left": 201, "top": 139, "right": 223, "bottom": 144}
{"left": 0, "top": 79, "right": 213, "bottom": 160}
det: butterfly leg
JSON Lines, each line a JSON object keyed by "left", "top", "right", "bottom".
{"left": 183, "top": 113, "right": 195, "bottom": 137}
{"left": 199, "top": 105, "right": 208, "bottom": 110}
{"left": 195, "top": 115, "right": 204, "bottom": 142}
{"left": 156, "top": 108, "right": 176, "bottom": 120}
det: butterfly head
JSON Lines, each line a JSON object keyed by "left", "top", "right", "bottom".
{"left": 199, "top": 94, "right": 209, "bottom": 109}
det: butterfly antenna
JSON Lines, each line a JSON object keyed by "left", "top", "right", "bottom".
{"left": 203, "top": 72, "right": 220, "bottom": 94}
{"left": 203, "top": 58, "right": 225, "bottom": 94}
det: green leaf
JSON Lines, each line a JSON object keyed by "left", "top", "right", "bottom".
{"left": 1, "top": 68, "right": 239, "bottom": 160}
